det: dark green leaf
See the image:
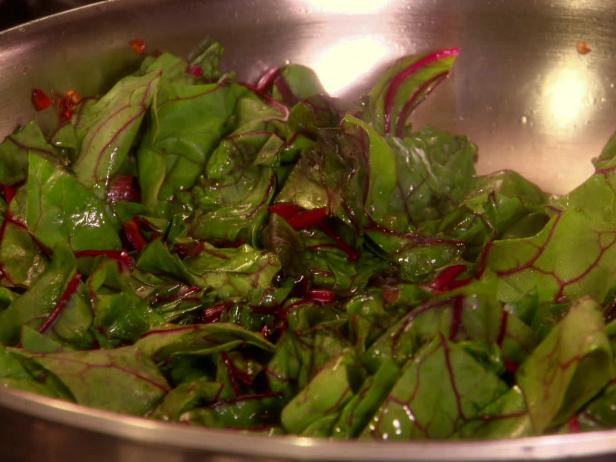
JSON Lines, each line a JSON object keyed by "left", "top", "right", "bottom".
{"left": 516, "top": 297, "right": 613, "bottom": 433}
{"left": 19, "top": 346, "right": 168, "bottom": 415}
{"left": 138, "top": 83, "right": 246, "bottom": 208}
{"left": 23, "top": 153, "right": 121, "bottom": 251}
{"left": 0, "top": 244, "right": 76, "bottom": 345}
{"left": 281, "top": 352, "right": 359, "bottom": 434}
{"left": 0, "top": 121, "right": 56, "bottom": 185}
{"left": 365, "top": 336, "right": 508, "bottom": 439}
{"left": 73, "top": 70, "right": 161, "bottom": 193}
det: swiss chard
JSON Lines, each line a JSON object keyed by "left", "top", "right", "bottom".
{"left": 22, "top": 153, "right": 121, "bottom": 251}
{"left": 0, "top": 121, "right": 56, "bottom": 185}
{"left": 516, "top": 297, "right": 613, "bottom": 433}
{"left": 18, "top": 346, "right": 169, "bottom": 415}
{"left": 0, "top": 39, "right": 614, "bottom": 442}
{"left": 0, "top": 244, "right": 76, "bottom": 345}
{"left": 73, "top": 70, "right": 161, "bottom": 194}
{"left": 365, "top": 48, "right": 460, "bottom": 137}
{"left": 138, "top": 82, "right": 246, "bottom": 209}
{"left": 365, "top": 335, "right": 508, "bottom": 439}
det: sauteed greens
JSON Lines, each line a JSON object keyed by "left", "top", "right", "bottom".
{"left": 1, "top": 40, "right": 616, "bottom": 439}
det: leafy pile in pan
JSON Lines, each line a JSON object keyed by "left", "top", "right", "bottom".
{"left": 1, "top": 40, "right": 616, "bottom": 439}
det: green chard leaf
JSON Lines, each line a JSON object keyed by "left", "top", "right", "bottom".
{"left": 188, "top": 39, "right": 224, "bottom": 82}
{"left": 0, "top": 344, "right": 71, "bottom": 398}
{"left": 20, "top": 325, "right": 63, "bottom": 353}
{"left": 184, "top": 244, "right": 281, "bottom": 303}
{"left": 73, "top": 70, "right": 161, "bottom": 193}
{"left": 364, "top": 335, "right": 508, "bottom": 440}
{"left": 92, "top": 291, "right": 163, "bottom": 348}
{"left": 281, "top": 352, "right": 360, "bottom": 434}
{"left": 454, "top": 386, "right": 533, "bottom": 439}
{"left": 16, "top": 346, "right": 169, "bottom": 415}
{"left": 440, "top": 170, "right": 548, "bottom": 257}
{"left": 267, "top": 64, "right": 326, "bottom": 105}
{"left": 484, "top": 148, "right": 616, "bottom": 304}
{"left": 152, "top": 378, "right": 223, "bottom": 421}
{"left": 266, "top": 302, "right": 349, "bottom": 397}
{"left": 344, "top": 116, "right": 477, "bottom": 230}
{"left": 138, "top": 82, "right": 247, "bottom": 208}
{"left": 0, "top": 244, "right": 76, "bottom": 345}
{"left": 482, "top": 209, "right": 616, "bottom": 304}
{"left": 0, "top": 121, "right": 57, "bottom": 185}
{"left": 136, "top": 323, "right": 274, "bottom": 363}
{"left": 136, "top": 239, "right": 199, "bottom": 285}
{"left": 577, "top": 383, "right": 616, "bottom": 431}
{"left": 180, "top": 394, "right": 284, "bottom": 430}
{"left": 365, "top": 48, "right": 459, "bottom": 136}
{"left": 190, "top": 124, "right": 281, "bottom": 245}
{"left": 22, "top": 153, "right": 121, "bottom": 251}
{"left": 333, "top": 358, "right": 401, "bottom": 438}
{"left": 516, "top": 297, "right": 614, "bottom": 434}
{"left": 363, "top": 282, "right": 537, "bottom": 376}
{"left": 0, "top": 208, "right": 47, "bottom": 288}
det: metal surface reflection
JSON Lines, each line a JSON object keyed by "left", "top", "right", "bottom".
{"left": 544, "top": 64, "right": 591, "bottom": 130}
{"left": 310, "top": 35, "right": 393, "bottom": 95}
{"left": 303, "top": 0, "right": 392, "bottom": 14}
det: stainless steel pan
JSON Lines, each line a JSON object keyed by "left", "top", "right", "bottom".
{"left": 1, "top": 1, "right": 616, "bottom": 460}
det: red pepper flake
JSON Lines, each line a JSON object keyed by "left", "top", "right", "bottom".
{"left": 65, "top": 89, "right": 82, "bottom": 105}
{"left": 123, "top": 217, "right": 148, "bottom": 251}
{"left": 129, "top": 38, "right": 146, "bottom": 55}
{"left": 576, "top": 40, "right": 591, "bottom": 55}
{"left": 31, "top": 88, "right": 53, "bottom": 111}
{"left": 57, "top": 89, "right": 82, "bottom": 122}
{"left": 187, "top": 64, "right": 203, "bottom": 77}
